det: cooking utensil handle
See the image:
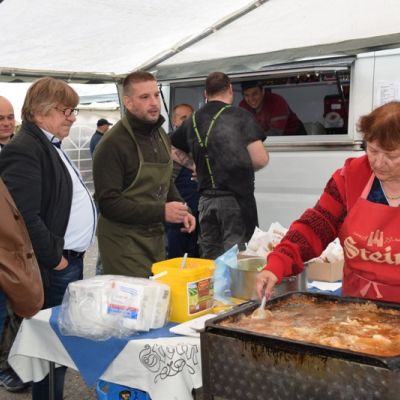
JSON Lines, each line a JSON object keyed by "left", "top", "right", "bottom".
{"left": 260, "top": 295, "right": 267, "bottom": 308}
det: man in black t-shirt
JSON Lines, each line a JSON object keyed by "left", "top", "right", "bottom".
{"left": 171, "top": 72, "right": 269, "bottom": 259}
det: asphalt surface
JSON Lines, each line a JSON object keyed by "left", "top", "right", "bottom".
{"left": 0, "top": 240, "right": 100, "bottom": 400}
{"left": 0, "top": 241, "right": 205, "bottom": 400}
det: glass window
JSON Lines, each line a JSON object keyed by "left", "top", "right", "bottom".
{"left": 169, "top": 57, "right": 353, "bottom": 142}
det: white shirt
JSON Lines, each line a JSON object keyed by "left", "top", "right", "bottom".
{"left": 43, "top": 131, "right": 97, "bottom": 252}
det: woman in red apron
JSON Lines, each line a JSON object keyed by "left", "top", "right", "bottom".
{"left": 256, "top": 101, "right": 400, "bottom": 303}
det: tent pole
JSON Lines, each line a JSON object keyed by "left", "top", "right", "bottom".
{"left": 139, "top": 0, "right": 269, "bottom": 73}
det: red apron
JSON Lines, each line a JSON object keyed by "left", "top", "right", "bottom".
{"left": 339, "top": 173, "right": 400, "bottom": 302}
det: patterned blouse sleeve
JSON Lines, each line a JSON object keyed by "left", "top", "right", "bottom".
{"left": 266, "top": 167, "right": 348, "bottom": 282}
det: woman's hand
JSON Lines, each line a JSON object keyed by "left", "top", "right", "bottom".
{"left": 256, "top": 269, "right": 278, "bottom": 299}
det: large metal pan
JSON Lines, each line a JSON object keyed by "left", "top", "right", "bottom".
{"left": 201, "top": 292, "right": 400, "bottom": 400}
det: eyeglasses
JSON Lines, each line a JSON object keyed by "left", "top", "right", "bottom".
{"left": 54, "top": 107, "right": 79, "bottom": 117}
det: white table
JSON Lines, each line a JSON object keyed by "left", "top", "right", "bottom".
{"left": 8, "top": 309, "right": 202, "bottom": 400}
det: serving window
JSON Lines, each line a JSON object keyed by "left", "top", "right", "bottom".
{"left": 244, "top": 70, "right": 350, "bottom": 136}
{"left": 168, "top": 56, "right": 355, "bottom": 148}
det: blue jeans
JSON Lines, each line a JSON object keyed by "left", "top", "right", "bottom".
{"left": 0, "top": 290, "right": 7, "bottom": 338}
{"left": 43, "top": 256, "right": 83, "bottom": 309}
{"left": 32, "top": 256, "right": 83, "bottom": 400}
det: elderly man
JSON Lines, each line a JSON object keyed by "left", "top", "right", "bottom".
{"left": 0, "top": 97, "right": 14, "bottom": 336}
{"left": 0, "top": 77, "right": 97, "bottom": 400}
{"left": 0, "top": 96, "right": 28, "bottom": 393}
{"left": 171, "top": 72, "right": 269, "bottom": 259}
{"left": 239, "top": 80, "right": 306, "bottom": 136}
{"left": 0, "top": 96, "right": 15, "bottom": 150}
{"left": 166, "top": 103, "right": 200, "bottom": 258}
{"left": 93, "top": 71, "right": 195, "bottom": 277}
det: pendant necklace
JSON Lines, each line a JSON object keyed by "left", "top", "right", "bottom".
{"left": 379, "top": 180, "right": 400, "bottom": 201}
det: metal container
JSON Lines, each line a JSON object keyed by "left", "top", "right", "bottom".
{"left": 201, "top": 292, "right": 400, "bottom": 400}
{"left": 229, "top": 256, "right": 307, "bottom": 300}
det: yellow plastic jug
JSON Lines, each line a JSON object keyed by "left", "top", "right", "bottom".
{"left": 151, "top": 257, "right": 215, "bottom": 323}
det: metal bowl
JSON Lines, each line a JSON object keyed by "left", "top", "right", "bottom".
{"left": 229, "top": 257, "right": 307, "bottom": 300}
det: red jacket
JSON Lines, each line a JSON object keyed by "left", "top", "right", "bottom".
{"left": 266, "top": 155, "right": 371, "bottom": 282}
{"left": 239, "top": 91, "right": 303, "bottom": 135}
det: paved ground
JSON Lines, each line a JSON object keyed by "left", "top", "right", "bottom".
{"left": 0, "top": 241, "right": 206, "bottom": 400}
{"left": 0, "top": 241, "right": 100, "bottom": 400}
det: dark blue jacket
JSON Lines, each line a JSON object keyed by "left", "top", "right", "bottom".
{"left": 90, "top": 130, "right": 103, "bottom": 156}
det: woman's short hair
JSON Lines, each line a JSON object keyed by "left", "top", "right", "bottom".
{"left": 21, "top": 77, "right": 79, "bottom": 122}
{"left": 358, "top": 101, "right": 400, "bottom": 150}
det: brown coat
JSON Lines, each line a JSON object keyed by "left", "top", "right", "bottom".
{"left": 0, "top": 178, "right": 43, "bottom": 317}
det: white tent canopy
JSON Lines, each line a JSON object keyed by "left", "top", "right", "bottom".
{"left": 0, "top": 0, "right": 254, "bottom": 82}
{"left": 153, "top": 0, "right": 400, "bottom": 79}
{"left": 1, "top": 0, "right": 400, "bottom": 82}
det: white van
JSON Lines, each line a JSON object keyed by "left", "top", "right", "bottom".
{"left": 158, "top": 48, "right": 400, "bottom": 229}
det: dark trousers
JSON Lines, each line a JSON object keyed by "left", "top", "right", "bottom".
{"left": 32, "top": 255, "right": 83, "bottom": 400}
{"left": 31, "top": 367, "right": 66, "bottom": 400}
{"left": 198, "top": 195, "right": 247, "bottom": 260}
{"left": 166, "top": 223, "right": 199, "bottom": 258}
{"left": 0, "top": 304, "right": 22, "bottom": 371}
{"left": 0, "top": 291, "right": 7, "bottom": 338}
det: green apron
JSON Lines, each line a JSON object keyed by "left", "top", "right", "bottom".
{"left": 98, "top": 116, "right": 172, "bottom": 278}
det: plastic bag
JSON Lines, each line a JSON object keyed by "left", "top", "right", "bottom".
{"left": 58, "top": 275, "right": 170, "bottom": 340}
{"left": 213, "top": 245, "right": 239, "bottom": 304}
{"left": 242, "top": 224, "right": 288, "bottom": 258}
{"left": 309, "top": 238, "right": 344, "bottom": 264}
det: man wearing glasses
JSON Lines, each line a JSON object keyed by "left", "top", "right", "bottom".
{"left": 0, "top": 77, "right": 96, "bottom": 400}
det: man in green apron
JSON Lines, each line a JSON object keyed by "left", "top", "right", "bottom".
{"left": 93, "top": 71, "right": 196, "bottom": 278}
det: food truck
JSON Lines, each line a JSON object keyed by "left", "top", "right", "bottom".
{"left": 156, "top": 48, "right": 400, "bottom": 229}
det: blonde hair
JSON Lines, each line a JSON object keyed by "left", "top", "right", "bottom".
{"left": 21, "top": 77, "right": 79, "bottom": 122}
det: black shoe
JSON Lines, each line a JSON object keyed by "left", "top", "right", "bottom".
{"left": 0, "top": 368, "right": 30, "bottom": 392}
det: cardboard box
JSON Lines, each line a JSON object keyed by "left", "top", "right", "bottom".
{"left": 306, "top": 260, "right": 344, "bottom": 282}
